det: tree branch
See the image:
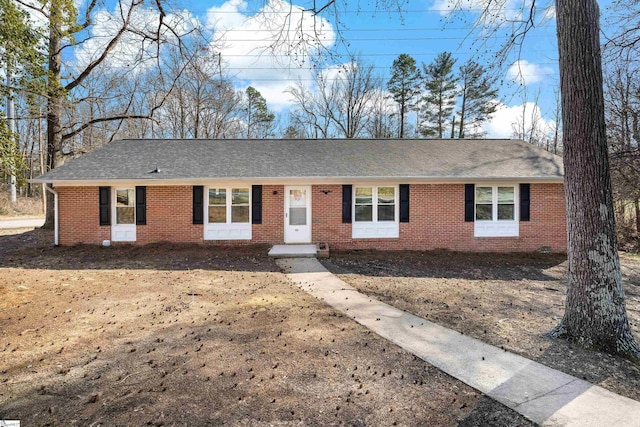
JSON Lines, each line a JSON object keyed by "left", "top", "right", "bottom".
{"left": 61, "top": 114, "right": 152, "bottom": 141}
{"left": 64, "top": 0, "right": 139, "bottom": 92}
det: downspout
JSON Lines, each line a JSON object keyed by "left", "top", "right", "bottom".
{"left": 45, "top": 185, "right": 59, "bottom": 246}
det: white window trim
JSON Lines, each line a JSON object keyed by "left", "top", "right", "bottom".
{"left": 352, "top": 184, "right": 400, "bottom": 239}
{"left": 111, "top": 187, "right": 136, "bottom": 242}
{"left": 204, "top": 186, "right": 252, "bottom": 241}
{"left": 474, "top": 184, "right": 519, "bottom": 238}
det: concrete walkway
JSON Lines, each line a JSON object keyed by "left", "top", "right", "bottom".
{"left": 0, "top": 218, "right": 44, "bottom": 229}
{"left": 277, "top": 257, "right": 640, "bottom": 427}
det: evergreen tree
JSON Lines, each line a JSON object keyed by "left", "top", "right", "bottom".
{"left": 419, "top": 52, "right": 457, "bottom": 138}
{"left": 457, "top": 60, "right": 499, "bottom": 138}
{"left": 244, "top": 86, "right": 275, "bottom": 139}
{"left": 387, "top": 54, "right": 421, "bottom": 138}
{"left": 0, "top": 0, "right": 46, "bottom": 97}
{"left": 0, "top": 113, "right": 27, "bottom": 185}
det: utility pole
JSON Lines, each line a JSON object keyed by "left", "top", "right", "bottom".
{"left": 6, "top": 70, "right": 17, "bottom": 203}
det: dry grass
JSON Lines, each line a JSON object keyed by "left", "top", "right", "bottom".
{"left": 0, "top": 190, "right": 43, "bottom": 218}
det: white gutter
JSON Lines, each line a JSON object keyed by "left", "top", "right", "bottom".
{"left": 30, "top": 176, "right": 566, "bottom": 187}
{"left": 45, "top": 185, "right": 59, "bottom": 246}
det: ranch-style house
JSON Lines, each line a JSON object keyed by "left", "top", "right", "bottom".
{"left": 32, "top": 138, "right": 566, "bottom": 252}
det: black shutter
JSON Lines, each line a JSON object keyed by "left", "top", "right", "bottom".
{"left": 464, "top": 184, "right": 475, "bottom": 222}
{"left": 135, "top": 186, "right": 147, "bottom": 225}
{"left": 399, "top": 184, "right": 410, "bottom": 223}
{"left": 193, "top": 186, "right": 204, "bottom": 225}
{"left": 520, "top": 183, "right": 531, "bottom": 222}
{"left": 342, "top": 185, "right": 352, "bottom": 223}
{"left": 99, "top": 186, "right": 111, "bottom": 226}
{"left": 252, "top": 185, "right": 262, "bottom": 224}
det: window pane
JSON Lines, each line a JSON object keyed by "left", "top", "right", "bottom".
{"left": 289, "top": 207, "right": 306, "bottom": 225}
{"left": 475, "top": 204, "right": 493, "bottom": 220}
{"left": 498, "top": 204, "right": 515, "bottom": 220}
{"left": 378, "top": 205, "right": 395, "bottom": 221}
{"left": 498, "top": 187, "right": 514, "bottom": 204}
{"left": 209, "top": 188, "right": 226, "bottom": 205}
{"left": 355, "top": 187, "right": 373, "bottom": 205}
{"left": 378, "top": 187, "right": 395, "bottom": 204}
{"left": 116, "top": 189, "right": 134, "bottom": 207}
{"left": 232, "top": 205, "right": 250, "bottom": 223}
{"left": 475, "top": 187, "right": 492, "bottom": 203}
{"left": 232, "top": 188, "right": 250, "bottom": 205}
{"left": 116, "top": 207, "right": 135, "bottom": 224}
{"left": 355, "top": 205, "right": 373, "bottom": 221}
{"left": 208, "top": 206, "right": 226, "bottom": 223}
{"left": 289, "top": 189, "right": 306, "bottom": 207}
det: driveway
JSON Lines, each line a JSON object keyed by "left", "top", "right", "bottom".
{"left": 0, "top": 218, "right": 45, "bottom": 229}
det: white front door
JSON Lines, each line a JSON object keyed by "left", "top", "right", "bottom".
{"left": 112, "top": 188, "right": 136, "bottom": 242}
{"left": 284, "top": 186, "right": 312, "bottom": 243}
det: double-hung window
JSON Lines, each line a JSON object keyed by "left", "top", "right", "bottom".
{"left": 474, "top": 185, "right": 518, "bottom": 237}
{"left": 353, "top": 185, "right": 399, "bottom": 238}
{"left": 115, "top": 188, "right": 135, "bottom": 224}
{"left": 204, "top": 187, "right": 251, "bottom": 240}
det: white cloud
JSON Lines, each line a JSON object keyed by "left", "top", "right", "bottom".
{"left": 74, "top": 1, "right": 197, "bottom": 73}
{"left": 507, "top": 60, "right": 554, "bottom": 85}
{"left": 430, "top": 0, "right": 530, "bottom": 21}
{"left": 484, "top": 101, "right": 555, "bottom": 139}
{"left": 207, "top": 0, "right": 336, "bottom": 111}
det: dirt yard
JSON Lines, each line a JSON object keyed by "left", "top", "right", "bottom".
{"left": 0, "top": 229, "right": 534, "bottom": 426}
{"left": 321, "top": 251, "right": 640, "bottom": 403}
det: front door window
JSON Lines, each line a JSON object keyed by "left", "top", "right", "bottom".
{"left": 289, "top": 189, "right": 307, "bottom": 226}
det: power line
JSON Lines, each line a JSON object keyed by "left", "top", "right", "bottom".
{"left": 211, "top": 35, "right": 555, "bottom": 42}
{"left": 209, "top": 24, "right": 555, "bottom": 33}
{"left": 197, "top": 7, "right": 553, "bottom": 14}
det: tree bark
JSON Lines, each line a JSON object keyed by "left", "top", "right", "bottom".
{"left": 549, "top": 0, "right": 640, "bottom": 360}
{"left": 635, "top": 198, "right": 640, "bottom": 235}
{"left": 43, "top": 6, "right": 62, "bottom": 230}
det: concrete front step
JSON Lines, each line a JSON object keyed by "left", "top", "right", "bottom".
{"left": 268, "top": 244, "right": 317, "bottom": 258}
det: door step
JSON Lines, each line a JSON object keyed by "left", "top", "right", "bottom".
{"left": 268, "top": 244, "right": 318, "bottom": 258}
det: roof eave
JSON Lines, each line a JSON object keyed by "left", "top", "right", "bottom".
{"left": 30, "top": 175, "right": 565, "bottom": 186}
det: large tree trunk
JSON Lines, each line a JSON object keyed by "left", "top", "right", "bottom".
{"left": 634, "top": 198, "right": 640, "bottom": 235}
{"left": 550, "top": 0, "right": 640, "bottom": 360}
{"left": 43, "top": 10, "right": 63, "bottom": 230}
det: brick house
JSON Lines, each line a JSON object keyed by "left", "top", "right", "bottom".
{"left": 32, "top": 138, "right": 566, "bottom": 252}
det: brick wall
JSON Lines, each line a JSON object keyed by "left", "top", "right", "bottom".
{"left": 58, "top": 186, "right": 111, "bottom": 245}
{"left": 310, "top": 183, "right": 566, "bottom": 252}
{"left": 55, "top": 183, "right": 566, "bottom": 252}
{"left": 252, "top": 185, "right": 284, "bottom": 244}
{"left": 136, "top": 186, "right": 202, "bottom": 244}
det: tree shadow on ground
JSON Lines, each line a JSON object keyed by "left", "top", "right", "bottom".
{"left": 0, "top": 229, "right": 278, "bottom": 272}
{"left": 324, "top": 249, "right": 568, "bottom": 282}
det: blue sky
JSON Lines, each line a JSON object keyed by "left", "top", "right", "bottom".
{"left": 68, "top": 0, "right": 618, "bottom": 138}
{"left": 196, "top": 0, "right": 564, "bottom": 137}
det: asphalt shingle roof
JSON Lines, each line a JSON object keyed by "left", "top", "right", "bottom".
{"left": 33, "top": 138, "right": 564, "bottom": 182}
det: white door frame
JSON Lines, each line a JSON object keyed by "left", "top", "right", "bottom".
{"left": 111, "top": 187, "right": 137, "bottom": 242}
{"left": 284, "top": 185, "right": 312, "bottom": 243}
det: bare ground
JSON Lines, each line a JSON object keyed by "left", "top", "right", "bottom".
{"left": 320, "top": 250, "right": 640, "bottom": 402}
{"left": 0, "top": 229, "right": 533, "bottom": 426}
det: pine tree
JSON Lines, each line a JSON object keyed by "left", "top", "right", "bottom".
{"left": 244, "top": 86, "right": 275, "bottom": 139}
{"left": 457, "top": 60, "right": 499, "bottom": 138}
{"left": 0, "top": 113, "right": 27, "bottom": 185}
{"left": 419, "top": 52, "right": 457, "bottom": 138}
{"left": 387, "top": 54, "right": 421, "bottom": 138}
